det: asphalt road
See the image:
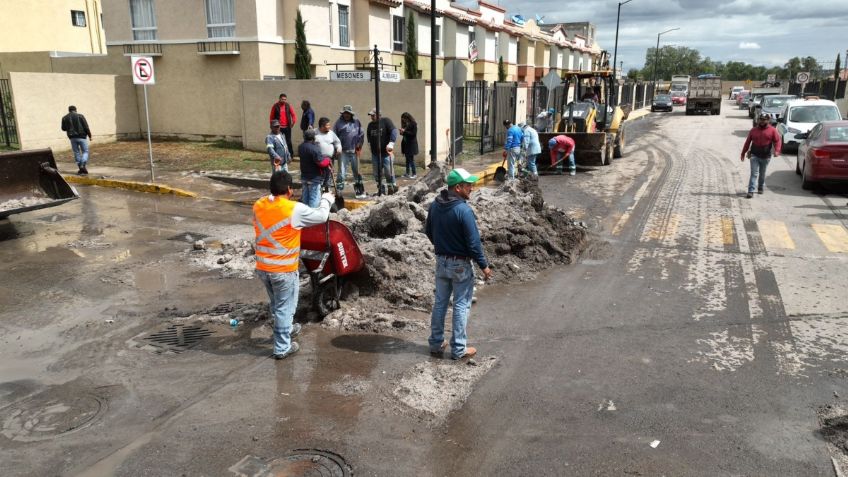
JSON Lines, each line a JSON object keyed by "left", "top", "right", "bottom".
{"left": 2, "top": 102, "right": 848, "bottom": 476}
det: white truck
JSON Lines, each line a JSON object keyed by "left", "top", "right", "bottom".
{"left": 670, "top": 75, "right": 690, "bottom": 94}
{"left": 686, "top": 76, "right": 722, "bottom": 115}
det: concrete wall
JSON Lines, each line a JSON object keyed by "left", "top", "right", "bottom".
{"left": 0, "top": 0, "right": 106, "bottom": 54}
{"left": 240, "top": 79, "right": 453, "bottom": 162}
{"left": 9, "top": 72, "right": 140, "bottom": 151}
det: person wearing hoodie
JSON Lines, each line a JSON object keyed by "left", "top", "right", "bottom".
{"left": 333, "top": 105, "right": 365, "bottom": 197}
{"left": 503, "top": 119, "right": 524, "bottom": 180}
{"left": 424, "top": 168, "right": 493, "bottom": 361}
{"left": 520, "top": 122, "right": 542, "bottom": 179}
{"left": 298, "top": 129, "right": 330, "bottom": 208}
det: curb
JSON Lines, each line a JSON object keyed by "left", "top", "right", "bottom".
{"left": 63, "top": 175, "right": 198, "bottom": 198}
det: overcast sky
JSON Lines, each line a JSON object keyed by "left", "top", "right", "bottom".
{"left": 453, "top": 0, "right": 848, "bottom": 72}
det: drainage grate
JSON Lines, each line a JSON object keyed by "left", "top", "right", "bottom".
{"left": 166, "top": 231, "right": 210, "bottom": 243}
{"left": 142, "top": 324, "right": 214, "bottom": 354}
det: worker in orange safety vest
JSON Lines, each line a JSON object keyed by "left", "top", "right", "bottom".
{"left": 253, "top": 169, "right": 334, "bottom": 360}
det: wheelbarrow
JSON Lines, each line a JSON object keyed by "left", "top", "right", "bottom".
{"left": 300, "top": 219, "right": 365, "bottom": 316}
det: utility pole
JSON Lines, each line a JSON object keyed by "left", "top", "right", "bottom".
{"left": 611, "top": 0, "right": 633, "bottom": 110}
{"left": 430, "top": 0, "right": 437, "bottom": 166}
{"left": 652, "top": 28, "right": 678, "bottom": 99}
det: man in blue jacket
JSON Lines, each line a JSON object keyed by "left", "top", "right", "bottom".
{"left": 425, "top": 168, "right": 493, "bottom": 360}
{"left": 503, "top": 119, "right": 523, "bottom": 180}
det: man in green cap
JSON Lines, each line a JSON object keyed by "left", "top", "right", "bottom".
{"left": 425, "top": 168, "right": 493, "bottom": 360}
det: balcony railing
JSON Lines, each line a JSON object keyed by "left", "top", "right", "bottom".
{"left": 122, "top": 43, "right": 162, "bottom": 56}
{"left": 196, "top": 41, "right": 240, "bottom": 55}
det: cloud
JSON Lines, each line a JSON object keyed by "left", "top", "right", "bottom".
{"left": 739, "top": 42, "right": 761, "bottom": 50}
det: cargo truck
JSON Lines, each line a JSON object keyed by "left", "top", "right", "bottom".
{"left": 686, "top": 76, "right": 722, "bottom": 115}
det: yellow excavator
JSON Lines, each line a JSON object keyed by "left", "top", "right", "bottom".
{"left": 538, "top": 70, "right": 628, "bottom": 169}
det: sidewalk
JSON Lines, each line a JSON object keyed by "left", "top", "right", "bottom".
{"left": 58, "top": 107, "right": 650, "bottom": 206}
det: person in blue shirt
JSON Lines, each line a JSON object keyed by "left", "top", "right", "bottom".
{"left": 520, "top": 122, "right": 542, "bottom": 179}
{"left": 300, "top": 100, "right": 315, "bottom": 136}
{"left": 503, "top": 119, "right": 523, "bottom": 180}
{"left": 425, "top": 168, "right": 492, "bottom": 360}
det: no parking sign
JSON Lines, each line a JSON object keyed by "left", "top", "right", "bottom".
{"left": 131, "top": 56, "right": 155, "bottom": 85}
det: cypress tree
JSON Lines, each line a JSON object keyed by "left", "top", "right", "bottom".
{"left": 498, "top": 56, "right": 506, "bottom": 82}
{"left": 294, "top": 9, "right": 312, "bottom": 79}
{"left": 404, "top": 13, "right": 420, "bottom": 79}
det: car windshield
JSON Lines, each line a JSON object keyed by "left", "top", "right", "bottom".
{"left": 655, "top": 95, "right": 671, "bottom": 101}
{"left": 789, "top": 105, "right": 842, "bottom": 123}
{"left": 827, "top": 126, "right": 848, "bottom": 142}
{"left": 763, "top": 97, "right": 791, "bottom": 108}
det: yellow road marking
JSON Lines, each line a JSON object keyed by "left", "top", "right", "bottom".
{"left": 757, "top": 220, "right": 795, "bottom": 250}
{"left": 721, "top": 217, "right": 735, "bottom": 245}
{"left": 645, "top": 213, "right": 681, "bottom": 242}
{"left": 811, "top": 224, "right": 848, "bottom": 253}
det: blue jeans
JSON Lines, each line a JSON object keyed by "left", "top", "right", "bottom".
{"left": 338, "top": 151, "right": 362, "bottom": 189}
{"left": 70, "top": 137, "right": 89, "bottom": 167}
{"left": 556, "top": 150, "right": 576, "bottom": 172}
{"left": 429, "top": 256, "right": 475, "bottom": 359}
{"left": 256, "top": 269, "right": 299, "bottom": 355}
{"left": 371, "top": 153, "right": 396, "bottom": 185}
{"left": 506, "top": 147, "right": 521, "bottom": 179}
{"left": 526, "top": 153, "right": 538, "bottom": 175}
{"left": 300, "top": 176, "right": 323, "bottom": 208}
{"left": 748, "top": 156, "right": 770, "bottom": 193}
{"left": 404, "top": 153, "right": 416, "bottom": 176}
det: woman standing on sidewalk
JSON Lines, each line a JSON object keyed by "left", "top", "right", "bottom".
{"left": 400, "top": 112, "right": 419, "bottom": 179}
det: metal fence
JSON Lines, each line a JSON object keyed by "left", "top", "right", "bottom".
{"left": 0, "top": 79, "right": 19, "bottom": 148}
{"left": 460, "top": 81, "right": 517, "bottom": 154}
{"left": 788, "top": 79, "right": 846, "bottom": 100}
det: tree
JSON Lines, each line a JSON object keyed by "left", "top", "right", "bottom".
{"left": 404, "top": 13, "right": 420, "bottom": 79}
{"left": 294, "top": 9, "right": 312, "bottom": 79}
{"left": 835, "top": 53, "right": 842, "bottom": 82}
{"left": 498, "top": 56, "right": 506, "bottom": 82}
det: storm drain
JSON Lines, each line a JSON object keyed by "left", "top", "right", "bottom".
{"left": 167, "top": 231, "right": 210, "bottom": 243}
{"left": 1, "top": 393, "right": 106, "bottom": 442}
{"left": 142, "top": 324, "right": 214, "bottom": 354}
{"left": 230, "top": 450, "right": 352, "bottom": 476}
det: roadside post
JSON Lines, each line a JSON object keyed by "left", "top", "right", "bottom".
{"left": 796, "top": 71, "right": 810, "bottom": 97}
{"left": 131, "top": 56, "right": 156, "bottom": 181}
{"left": 443, "top": 60, "right": 468, "bottom": 167}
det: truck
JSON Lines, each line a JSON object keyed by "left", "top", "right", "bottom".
{"left": 670, "top": 75, "right": 690, "bottom": 94}
{"left": 686, "top": 76, "right": 722, "bottom": 115}
{"left": 0, "top": 149, "right": 79, "bottom": 220}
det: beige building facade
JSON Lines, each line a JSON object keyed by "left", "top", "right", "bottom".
{"left": 0, "top": 0, "right": 107, "bottom": 54}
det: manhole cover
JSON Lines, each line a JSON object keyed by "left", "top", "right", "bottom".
{"left": 1, "top": 393, "right": 105, "bottom": 442}
{"left": 167, "top": 231, "right": 210, "bottom": 243}
{"left": 230, "top": 450, "right": 352, "bottom": 476}
{"left": 143, "top": 324, "right": 214, "bottom": 354}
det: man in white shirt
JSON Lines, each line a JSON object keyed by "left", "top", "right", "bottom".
{"left": 315, "top": 117, "right": 342, "bottom": 189}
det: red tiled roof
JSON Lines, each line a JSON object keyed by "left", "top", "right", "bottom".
{"left": 371, "top": 0, "right": 402, "bottom": 7}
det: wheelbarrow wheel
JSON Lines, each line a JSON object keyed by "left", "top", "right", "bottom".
{"left": 312, "top": 277, "right": 341, "bottom": 317}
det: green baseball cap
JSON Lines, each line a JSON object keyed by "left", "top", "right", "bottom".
{"left": 447, "top": 168, "right": 479, "bottom": 187}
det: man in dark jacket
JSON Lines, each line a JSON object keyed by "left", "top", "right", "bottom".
{"left": 61, "top": 105, "right": 92, "bottom": 175}
{"left": 425, "top": 168, "right": 492, "bottom": 360}
{"left": 366, "top": 109, "right": 398, "bottom": 195}
{"left": 741, "top": 112, "right": 782, "bottom": 198}
{"left": 298, "top": 129, "right": 330, "bottom": 208}
{"left": 269, "top": 93, "right": 297, "bottom": 157}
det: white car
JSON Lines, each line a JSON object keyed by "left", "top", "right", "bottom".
{"left": 776, "top": 98, "right": 843, "bottom": 151}
{"left": 730, "top": 86, "right": 745, "bottom": 100}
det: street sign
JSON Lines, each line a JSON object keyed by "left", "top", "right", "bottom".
{"left": 131, "top": 56, "right": 155, "bottom": 85}
{"left": 796, "top": 71, "right": 810, "bottom": 84}
{"left": 330, "top": 70, "right": 371, "bottom": 81}
{"left": 379, "top": 70, "right": 401, "bottom": 83}
{"left": 541, "top": 70, "right": 562, "bottom": 90}
{"left": 468, "top": 41, "right": 479, "bottom": 63}
{"left": 443, "top": 60, "right": 468, "bottom": 88}
{"left": 767, "top": 74, "right": 776, "bottom": 83}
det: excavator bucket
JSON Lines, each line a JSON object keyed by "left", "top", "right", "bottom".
{"left": 0, "top": 149, "right": 79, "bottom": 219}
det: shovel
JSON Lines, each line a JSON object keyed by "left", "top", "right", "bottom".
{"left": 327, "top": 166, "right": 345, "bottom": 211}
{"left": 494, "top": 153, "right": 508, "bottom": 182}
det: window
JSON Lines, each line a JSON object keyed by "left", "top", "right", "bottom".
{"left": 130, "top": 0, "right": 157, "bottom": 41}
{"left": 468, "top": 30, "right": 475, "bottom": 46}
{"left": 205, "top": 0, "right": 235, "bottom": 38}
{"left": 392, "top": 15, "right": 404, "bottom": 52}
{"left": 71, "top": 10, "right": 86, "bottom": 27}
{"left": 338, "top": 5, "right": 349, "bottom": 47}
{"left": 433, "top": 25, "right": 440, "bottom": 56}
{"left": 328, "top": 3, "right": 333, "bottom": 44}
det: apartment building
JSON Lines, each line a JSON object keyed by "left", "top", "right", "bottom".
{"left": 0, "top": 0, "right": 107, "bottom": 54}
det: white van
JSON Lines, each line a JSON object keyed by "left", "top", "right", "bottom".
{"left": 776, "top": 98, "right": 843, "bottom": 151}
{"left": 730, "top": 86, "right": 745, "bottom": 100}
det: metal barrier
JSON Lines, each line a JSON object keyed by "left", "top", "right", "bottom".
{"left": 0, "top": 79, "right": 19, "bottom": 148}
{"left": 461, "top": 81, "right": 517, "bottom": 154}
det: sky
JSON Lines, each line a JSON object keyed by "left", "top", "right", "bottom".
{"left": 453, "top": 0, "right": 848, "bottom": 72}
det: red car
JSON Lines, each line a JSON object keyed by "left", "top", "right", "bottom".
{"left": 671, "top": 91, "right": 687, "bottom": 105}
{"left": 795, "top": 120, "right": 848, "bottom": 190}
{"left": 735, "top": 91, "right": 750, "bottom": 107}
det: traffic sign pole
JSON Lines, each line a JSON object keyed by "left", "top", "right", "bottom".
{"left": 131, "top": 56, "right": 156, "bottom": 181}
{"left": 143, "top": 84, "right": 154, "bottom": 182}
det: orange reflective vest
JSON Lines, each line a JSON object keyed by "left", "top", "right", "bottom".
{"left": 253, "top": 195, "right": 301, "bottom": 273}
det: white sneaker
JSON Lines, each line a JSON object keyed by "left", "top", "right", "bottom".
{"left": 409, "top": 174, "right": 417, "bottom": 179}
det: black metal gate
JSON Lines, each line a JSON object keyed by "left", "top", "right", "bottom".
{"left": 788, "top": 79, "right": 846, "bottom": 100}
{"left": 461, "top": 81, "right": 517, "bottom": 154}
{"left": 451, "top": 85, "right": 464, "bottom": 157}
{"left": 0, "top": 79, "right": 19, "bottom": 148}
{"left": 527, "top": 82, "right": 566, "bottom": 127}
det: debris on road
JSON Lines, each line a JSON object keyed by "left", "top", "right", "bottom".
{"left": 650, "top": 440, "right": 661, "bottom": 448}
{"left": 0, "top": 196, "right": 54, "bottom": 212}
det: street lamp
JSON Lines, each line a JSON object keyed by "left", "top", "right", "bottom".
{"left": 611, "top": 0, "right": 634, "bottom": 105}
{"left": 652, "top": 27, "right": 679, "bottom": 97}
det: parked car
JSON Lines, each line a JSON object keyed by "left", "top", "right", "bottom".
{"left": 755, "top": 95, "right": 796, "bottom": 126}
{"left": 730, "top": 86, "right": 745, "bottom": 100}
{"left": 748, "top": 94, "right": 765, "bottom": 118}
{"left": 735, "top": 91, "right": 750, "bottom": 108}
{"left": 671, "top": 91, "right": 687, "bottom": 105}
{"left": 651, "top": 94, "right": 673, "bottom": 112}
{"left": 776, "top": 98, "right": 843, "bottom": 151}
{"left": 794, "top": 120, "right": 848, "bottom": 190}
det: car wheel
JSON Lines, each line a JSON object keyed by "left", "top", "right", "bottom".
{"left": 651, "top": 107, "right": 655, "bottom": 112}
{"left": 801, "top": 161, "right": 814, "bottom": 190}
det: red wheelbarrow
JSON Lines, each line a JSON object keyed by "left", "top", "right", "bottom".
{"left": 300, "top": 219, "right": 365, "bottom": 316}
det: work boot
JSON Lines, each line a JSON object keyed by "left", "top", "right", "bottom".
{"left": 746, "top": 192, "right": 754, "bottom": 199}
{"left": 272, "top": 341, "right": 300, "bottom": 360}
{"left": 430, "top": 341, "right": 448, "bottom": 357}
{"left": 569, "top": 169, "right": 576, "bottom": 176}
{"left": 757, "top": 188, "right": 764, "bottom": 194}
{"left": 452, "top": 346, "right": 477, "bottom": 360}
{"left": 81, "top": 165, "right": 89, "bottom": 175}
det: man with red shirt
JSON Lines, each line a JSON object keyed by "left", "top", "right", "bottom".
{"left": 741, "top": 112, "right": 782, "bottom": 198}
{"left": 269, "top": 93, "right": 298, "bottom": 158}
{"left": 548, "top": 135, "right": 576, "bottom": 175}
